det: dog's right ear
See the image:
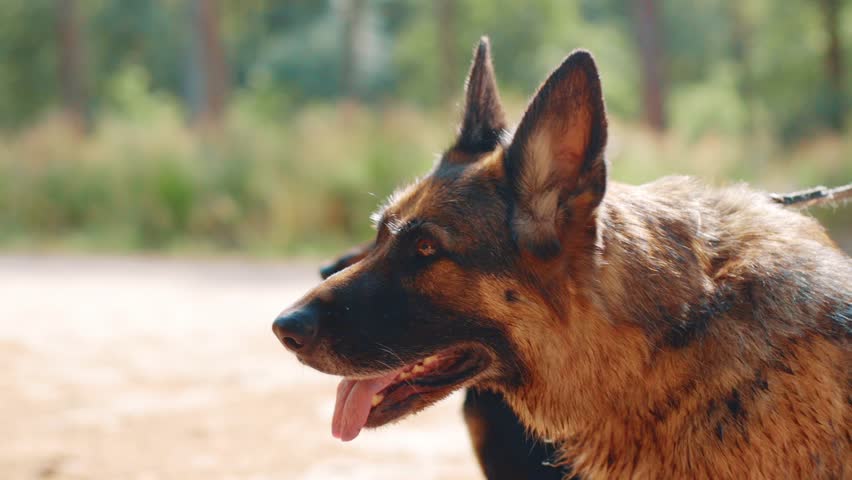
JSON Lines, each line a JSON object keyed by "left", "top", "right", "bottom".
{"left": 451, "top": 37, "right": 508, "bottom": 154}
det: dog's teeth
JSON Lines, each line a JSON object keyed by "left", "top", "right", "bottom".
{"left": 423, "top": 355, "right": 438, "bottom": 365}
{"left": 371, "top": 394, "right": 384, "bottom": 406}
{"left": 398, "top": 372, "right": 411, "bottom": 380}
{"left": 412, "top": 365, "right": 426, "bottom": 374}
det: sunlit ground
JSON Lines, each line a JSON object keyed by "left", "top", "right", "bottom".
{"left": 1, "top": 255, "right": 480, "bottom": 480}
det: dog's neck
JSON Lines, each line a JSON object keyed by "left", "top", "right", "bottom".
{"left": 495, "top": 180, "right": 848, "bottom": 478}
{"left": 504, "top": 184, "right": 728, "bottom": 472}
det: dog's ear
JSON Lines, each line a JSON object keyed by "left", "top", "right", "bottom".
{"left": 451, "top": 37, "right": 508, "bottom": 154}
{"left": 319, "top": 241, "right": 374, "bottom": 280}
{"left": 505, "top": 50, "right": 607, "bottom": 258}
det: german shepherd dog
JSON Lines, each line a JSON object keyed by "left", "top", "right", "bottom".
{"left": 273, "top": 38, "right": 851, "bottom": 478}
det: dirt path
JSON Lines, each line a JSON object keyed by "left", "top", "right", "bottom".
{"left": 1, "top": 255, "right": 480, "bottom": 480}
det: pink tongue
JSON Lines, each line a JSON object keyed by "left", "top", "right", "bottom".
{"left": 332, "top": 370, "right": 400, "bottom": 442}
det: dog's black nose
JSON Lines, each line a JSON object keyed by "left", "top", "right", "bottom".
{"left": 272, "top": 307, "right": 319, "bottom": 352}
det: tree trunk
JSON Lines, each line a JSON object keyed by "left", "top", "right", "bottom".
{"left": 728, "top": 2, "right": 754, "bottom": 134}
{"left": 435, "top": 0, "right": 458, "bottom": 104}
{"left": 341, "top": 0, "right": 366, "bottom": 100}
{"left": 188, "top": 0, "right": 228, "bottom": 128}
{"left": 819, "top": 0, "right": 846, "bottom": 130}
{"left": 57, "top": 0, "right": 90, "bottom": 133}
{"left": 630, "top": 0, "right": 667, "bottom": 131}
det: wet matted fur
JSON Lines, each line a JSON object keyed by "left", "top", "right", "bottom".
{"left": 274, "top": 38, "right": 851, "bottom": 479}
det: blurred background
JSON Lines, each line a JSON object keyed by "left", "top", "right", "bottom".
{"left": 1, "top": 1, "right": 850, "bottom": 479}
{"left": 0, "top": 0, "right": 850, "bottom": 254}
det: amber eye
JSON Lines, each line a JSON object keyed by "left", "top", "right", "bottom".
{"left": 415, "top": 237, "right": 437, "bottom": 257}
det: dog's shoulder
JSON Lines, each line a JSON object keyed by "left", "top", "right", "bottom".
{"left": 601, "top": 176, "right": 850, "bottom": 344}
{"left": 612, "top": 175, "right": 845, "bottom": 269}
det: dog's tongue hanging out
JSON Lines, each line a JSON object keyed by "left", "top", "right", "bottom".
{"left": 331, "top": 370, "right": 400, "bottom": 441}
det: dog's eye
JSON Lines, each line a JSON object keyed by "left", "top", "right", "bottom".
{"left": 415, "top": 237, "right": 437, "bottom": 258}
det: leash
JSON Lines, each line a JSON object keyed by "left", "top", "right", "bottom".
{"left": 770, "top": 183, "right": 852, "bottom": 208}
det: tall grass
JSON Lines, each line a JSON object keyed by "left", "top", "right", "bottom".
{"left": 1, "top": 100, "right": 850, "bottom": 256}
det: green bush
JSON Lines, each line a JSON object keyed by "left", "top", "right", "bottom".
{"left": 0, "top": 99, "right": 849, "bottom": 256}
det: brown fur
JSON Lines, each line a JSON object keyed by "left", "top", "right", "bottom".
{"left": 275, "top": 39, "right": 851, "bottom": 479}
{"left": 496, "top": 178, "right": 850, "bottom": 478}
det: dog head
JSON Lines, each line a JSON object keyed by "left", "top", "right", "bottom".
{"left": 273, "top": 38, "right": 608, "bottom": 441}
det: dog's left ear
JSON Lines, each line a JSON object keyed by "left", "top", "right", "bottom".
{"left": 505, "top": 50, "right": 607, "bottom": 258}
{"left": 452, "top": 37, "right": 508, "bottom": 154}
{"left": 320, "top": 241, "right": 374, "bottom": 279}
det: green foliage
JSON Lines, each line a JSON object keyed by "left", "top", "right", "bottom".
{"left": 0, "top": 0, "right": 56, "bottom": 127}
{"left": 669, "top": 61, "right": 749, "bottom": 140}
{"left": 0, "top": 99, "right": 447, "bottom": 253}
{"left": 89, "top": 0, "right": 186, "bottom": 97}
{"left": 2, "top": 0, "right": 849, "bottom": 140}
{"left": 1, "top": 99, "right": 849, "bottom": 255}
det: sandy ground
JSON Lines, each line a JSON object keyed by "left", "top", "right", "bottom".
{"left": 1, "top": 255, "right": 481, "bottom": 480}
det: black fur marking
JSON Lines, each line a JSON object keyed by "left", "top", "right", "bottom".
{"left": 505, "top": 289, "right": 519, "bottom": 303}
{"left": 708, "top": 388, "right": 750, "bottom": 444}
{"left": 650, "top": 388, "right": 686, "bottom": 423}
{"left": 319, "top": 246, "right": 370, "bottom": 280}
{"left": 810, "top": 453, "right": 823, "bottom": 469}
{"left": 753, "top": 373, "right": 770, "bottom": 392}
{"left": 826, "top": 301, "right": 851, "bottom": 338}
{"left": 771, "top": 359, "right": 795, "bottom": 375}
{"left": 707, "top": 399, "right": 718, "bottom": 416}
{"left": 726, "top": 389, "right": 745, "bottom": 419}
{"left": 463, "top": 389, "right": 569, "bottom": 480}
{"left": 663, "top": 285, "right": 736, "bottom": 349}
{"left": 522, "top": 233, "right": 563, "bottom": 260}
{"left": 715, "top": 422, "right": 725, "bottom": 442}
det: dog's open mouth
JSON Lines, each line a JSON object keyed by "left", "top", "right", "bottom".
{"left": 331, "top": 345, "right": 490, "bottom": 441}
